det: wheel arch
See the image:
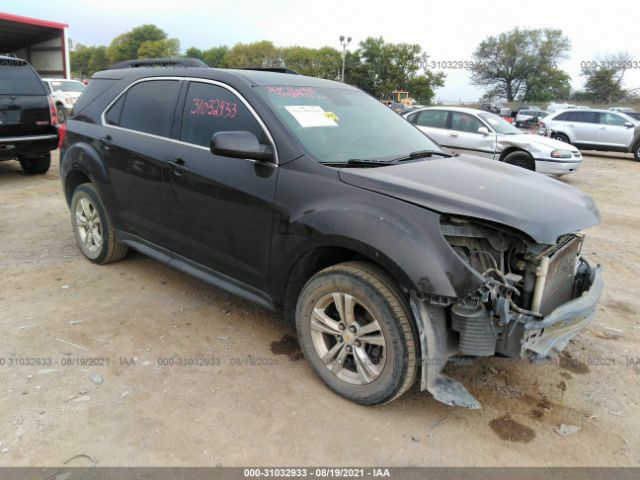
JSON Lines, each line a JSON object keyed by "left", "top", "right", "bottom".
{"left": 60, "top": 142, "right": 111, "bottom": 206}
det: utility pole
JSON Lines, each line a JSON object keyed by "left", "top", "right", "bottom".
{"left": 339, "top": 35, "right": 352, "bottom": 83}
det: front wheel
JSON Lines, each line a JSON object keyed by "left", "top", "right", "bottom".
{"left": 295, "top": 261, "right": 418, "bottom": 405}
{"left": 633, "top": 142, "right": 640, "bottom": 161}
{"left": 70, "top": 183, "right": 128, "bottom": 264}
{"left": 551, "top": 132, "right": 570, "bottom": 144}
{"left": 503, "top": 151, "right": 535, "bottom": 171}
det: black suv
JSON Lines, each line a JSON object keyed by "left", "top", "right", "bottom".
{"left": 0, "top": 56, "right": 58, "bottom": 174}
{"left": 60, "top": 66, "right": 603, "bottom": 407}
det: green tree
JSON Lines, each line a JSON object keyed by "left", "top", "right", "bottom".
{"left": 407, "top": 72, "right": 445, "bottom": 104}
{"left": 222, "top": 41, "right": 280, "bottom": 68}
{"left": 71, "top": 44, "right": 109, "bottom": 78}
{"left": 202, "top": 46, "right": 229, "bottom": 67}
{"left": 578, "top": 53, "right": 631, "bottom": 103}
{"left": 107, "top": 24, "right": 168, "bottom": 63}
{"left": 281, "top": 46, "right": 341, "bottom": 78}
{"left": 471, "top": 28, "right": 571, "bottom": 102}
{"left": 137, "top": 38, "right": 180, "bottom": 58}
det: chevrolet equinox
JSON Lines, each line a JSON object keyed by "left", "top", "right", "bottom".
{"left": 59, "top": 67, "right": 603, "bottom": 408}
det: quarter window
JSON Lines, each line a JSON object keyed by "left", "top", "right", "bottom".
{"left": 180, "top": 82, "right": 264, "bottom": 148}
{"left": 415, "top": 110, "right": 448, "bottom": 129}
{"left": 108, "top": 80, "right": 180, "bottom": 137}
{"left": 450, "top": 112, "right": 484, "bottom": 133}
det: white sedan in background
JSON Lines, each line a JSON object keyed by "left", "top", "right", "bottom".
{"left": 403, "top": 107, "right": 582, "bottom": 175}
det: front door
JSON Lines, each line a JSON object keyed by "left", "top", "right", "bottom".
{"left": 164, "top": 80, "right": 278, "bottom": 293}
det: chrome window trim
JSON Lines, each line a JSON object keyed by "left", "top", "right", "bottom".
{"left": 0, "top": 134, "right": 58, "bottom": 143}
{"left": 99, "top": 76, "right": 279, "bottom": 167}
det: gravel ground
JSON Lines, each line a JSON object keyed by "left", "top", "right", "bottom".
{"left": 0, "top": 151, "right": 638, "bottom": 466}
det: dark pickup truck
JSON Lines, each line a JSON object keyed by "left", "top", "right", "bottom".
{"left": 0, "top": 56, "right": 58, "bottom": 174}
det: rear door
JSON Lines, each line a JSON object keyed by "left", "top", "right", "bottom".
{"left": 164, "top": 80, "right": 277, "bottom": 292}
{"left": 564, "top": 111, "right": 600, "bottom": 145}
{"left": 101, "top": 78, "right": 181, "bottom": 246}
{"left": 445, "top": 111, "right": 496, "bottom": 158}
{"left": 598, "top": 112, "right": 635, "bottom": 148}
{"left": 0, "top": 59, "right": 54, "bottom": 139}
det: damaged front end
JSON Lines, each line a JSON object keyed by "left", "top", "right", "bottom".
{"left": 411, "top": 216, "right": 603, "bottom": 408}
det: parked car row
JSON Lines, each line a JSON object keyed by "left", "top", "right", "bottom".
{"left": 540, "top": 109, "right": 640, "bottom": 160}
{"left": 403, "top": 107, "right": 582, "bottom": 175}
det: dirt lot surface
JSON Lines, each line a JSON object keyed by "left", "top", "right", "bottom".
{"left": 0, "top": 151, "right": 638, "bottom": 467}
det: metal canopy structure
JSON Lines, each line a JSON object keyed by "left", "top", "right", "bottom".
{"left": 0, "top": 12, "right": 70, "bottom": 78}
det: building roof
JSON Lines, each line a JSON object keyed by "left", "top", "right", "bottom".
{"left": 0, "top": 12, "right": 68, "bottom": 52}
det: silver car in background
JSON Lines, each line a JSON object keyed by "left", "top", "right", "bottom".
{"left": 541, "top": 109, "right": 640, "bottom": 161}
{"left": 403, "top": 107, "right": 582, "bottom": 175}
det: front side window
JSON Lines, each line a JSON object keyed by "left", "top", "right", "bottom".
{"left": 554, "top": 111, "right": 575, "bottom": 121}
{"left": 110, "top": 80, "right": 180, "bottom": 137}
{"left": 180, "top": 82, "right": 264, "bottom": 148}
{"left": 257, "top": 85, "right": 442, "bottom": 164}
{"left": 415, "top": 110, "right": 448, "bottom": 129}
{"left": 450, "top": 112, "right": 484, "bottom": 134}
{"left": 600, "top": 112, "right": 627, "bottom": 126}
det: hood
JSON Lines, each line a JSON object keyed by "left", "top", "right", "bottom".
{"left": 338, "top": 155, "right": 599, "bottom": 244}
{"left": 497, "top": 133, "right": 575, "bottom": 151}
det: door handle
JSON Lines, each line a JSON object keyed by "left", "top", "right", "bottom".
{"left": 566, "top": 123, "right": 574, "bottom": 127}
{"left": 167, "top": 158, "right": 189, "bottom": 176}
{"left": 449, "top": 132, "right": 459, "bottom": 137}
{"left": 99, "top": 135, "right": 113, "bottom": 150}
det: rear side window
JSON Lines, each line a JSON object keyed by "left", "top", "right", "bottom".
{"left": 0, "top": 59, "right": 46, "bottom": 95}
{"left": 113, "top": 80, "right": 180, "bottom": 137}
{"left": 180, "top": 81, "right": 264, "bottom": 148}
{"left": 415, "top": 110, "right": 448, "bottom": 129}
{"left": 572, "top": 111, "right": 599, "bottom": 123}
{"left": 450, "top": 112, "right": 484, "bottom": 133}
{"left": 554, "top": 111, "right": 574, "bottom": 121}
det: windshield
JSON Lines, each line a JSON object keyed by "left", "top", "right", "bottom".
{"left": 48, "top": 80, "right": 85, "bottom": 93}
{"left": 257, "top": 85, "right": 442, "bottom": 164}
{"left": 478, "top": 111, "right": 521, "bottom": 135}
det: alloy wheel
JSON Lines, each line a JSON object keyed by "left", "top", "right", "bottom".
{"left": 75, "top": 195, "right": 103, "bottom": 254}
{"left": 310, "top": 292, "right": 387, "bottom": 385}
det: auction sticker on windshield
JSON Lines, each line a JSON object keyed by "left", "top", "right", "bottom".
{"left": 285, "top": 105, "right": 338, "bottom": 128}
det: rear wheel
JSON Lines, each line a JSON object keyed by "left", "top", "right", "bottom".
{"left": 503, "top": 151, "right": 535, "bottom": 171}
{"left": 295, "top": 261, "right": 418, "bottom": 405}
{"left": 19, "top": 154, "right": 51, "bottom": 174}
{"left": 70, "top": 183, "right": 128, "bottom": 264}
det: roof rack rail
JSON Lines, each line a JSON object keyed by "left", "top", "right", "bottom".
{"left": 109, "top": 57, "right": 208, "bottom": 69}
{"left": 240, "top": 67, "right": 299, "bottom": 75}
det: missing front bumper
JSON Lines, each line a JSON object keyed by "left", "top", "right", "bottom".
{"left": 522, "top": 265, "right": 603, "bottom": 357}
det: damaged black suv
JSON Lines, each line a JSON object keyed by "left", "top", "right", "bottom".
{"left": 59, "top": 66, "right": 603, "bottom": 407}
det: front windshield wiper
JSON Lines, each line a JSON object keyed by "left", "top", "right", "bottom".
{"left": 345, "top": 149, "right": 452, "bottom": 167}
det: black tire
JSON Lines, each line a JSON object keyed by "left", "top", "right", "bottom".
{"left": 503, "top": 150, "right": 535, "bottom": 171}
{"left": 19, "top": 154, "right": 51, "bottom": 174}
{"left": 56, "top": 105, "right": 66, "bottom": 124}
{"left": 551, "top": 132, "right": 570, "bottom": 144}
{"left": 70, "top": 183, "right": 128, "bottom": 264}
{"left": 633, "top": 141, "right": 640, "bottom": 161}
{"left": 295, "top": 261, "right": 418, "bottom": 405}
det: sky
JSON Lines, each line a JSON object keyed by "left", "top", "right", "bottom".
{"left": 3, "top": 0, "right": 639, "bottom": 102}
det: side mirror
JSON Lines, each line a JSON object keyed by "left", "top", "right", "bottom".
{"left": 624, "top": 122, "right": 634, "bottom": 128}
{"left": 210, "top": 131, "right": 274, "bottom": 162}
{"left": 477, "top": 127, "right": 490, "bottom": 135}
